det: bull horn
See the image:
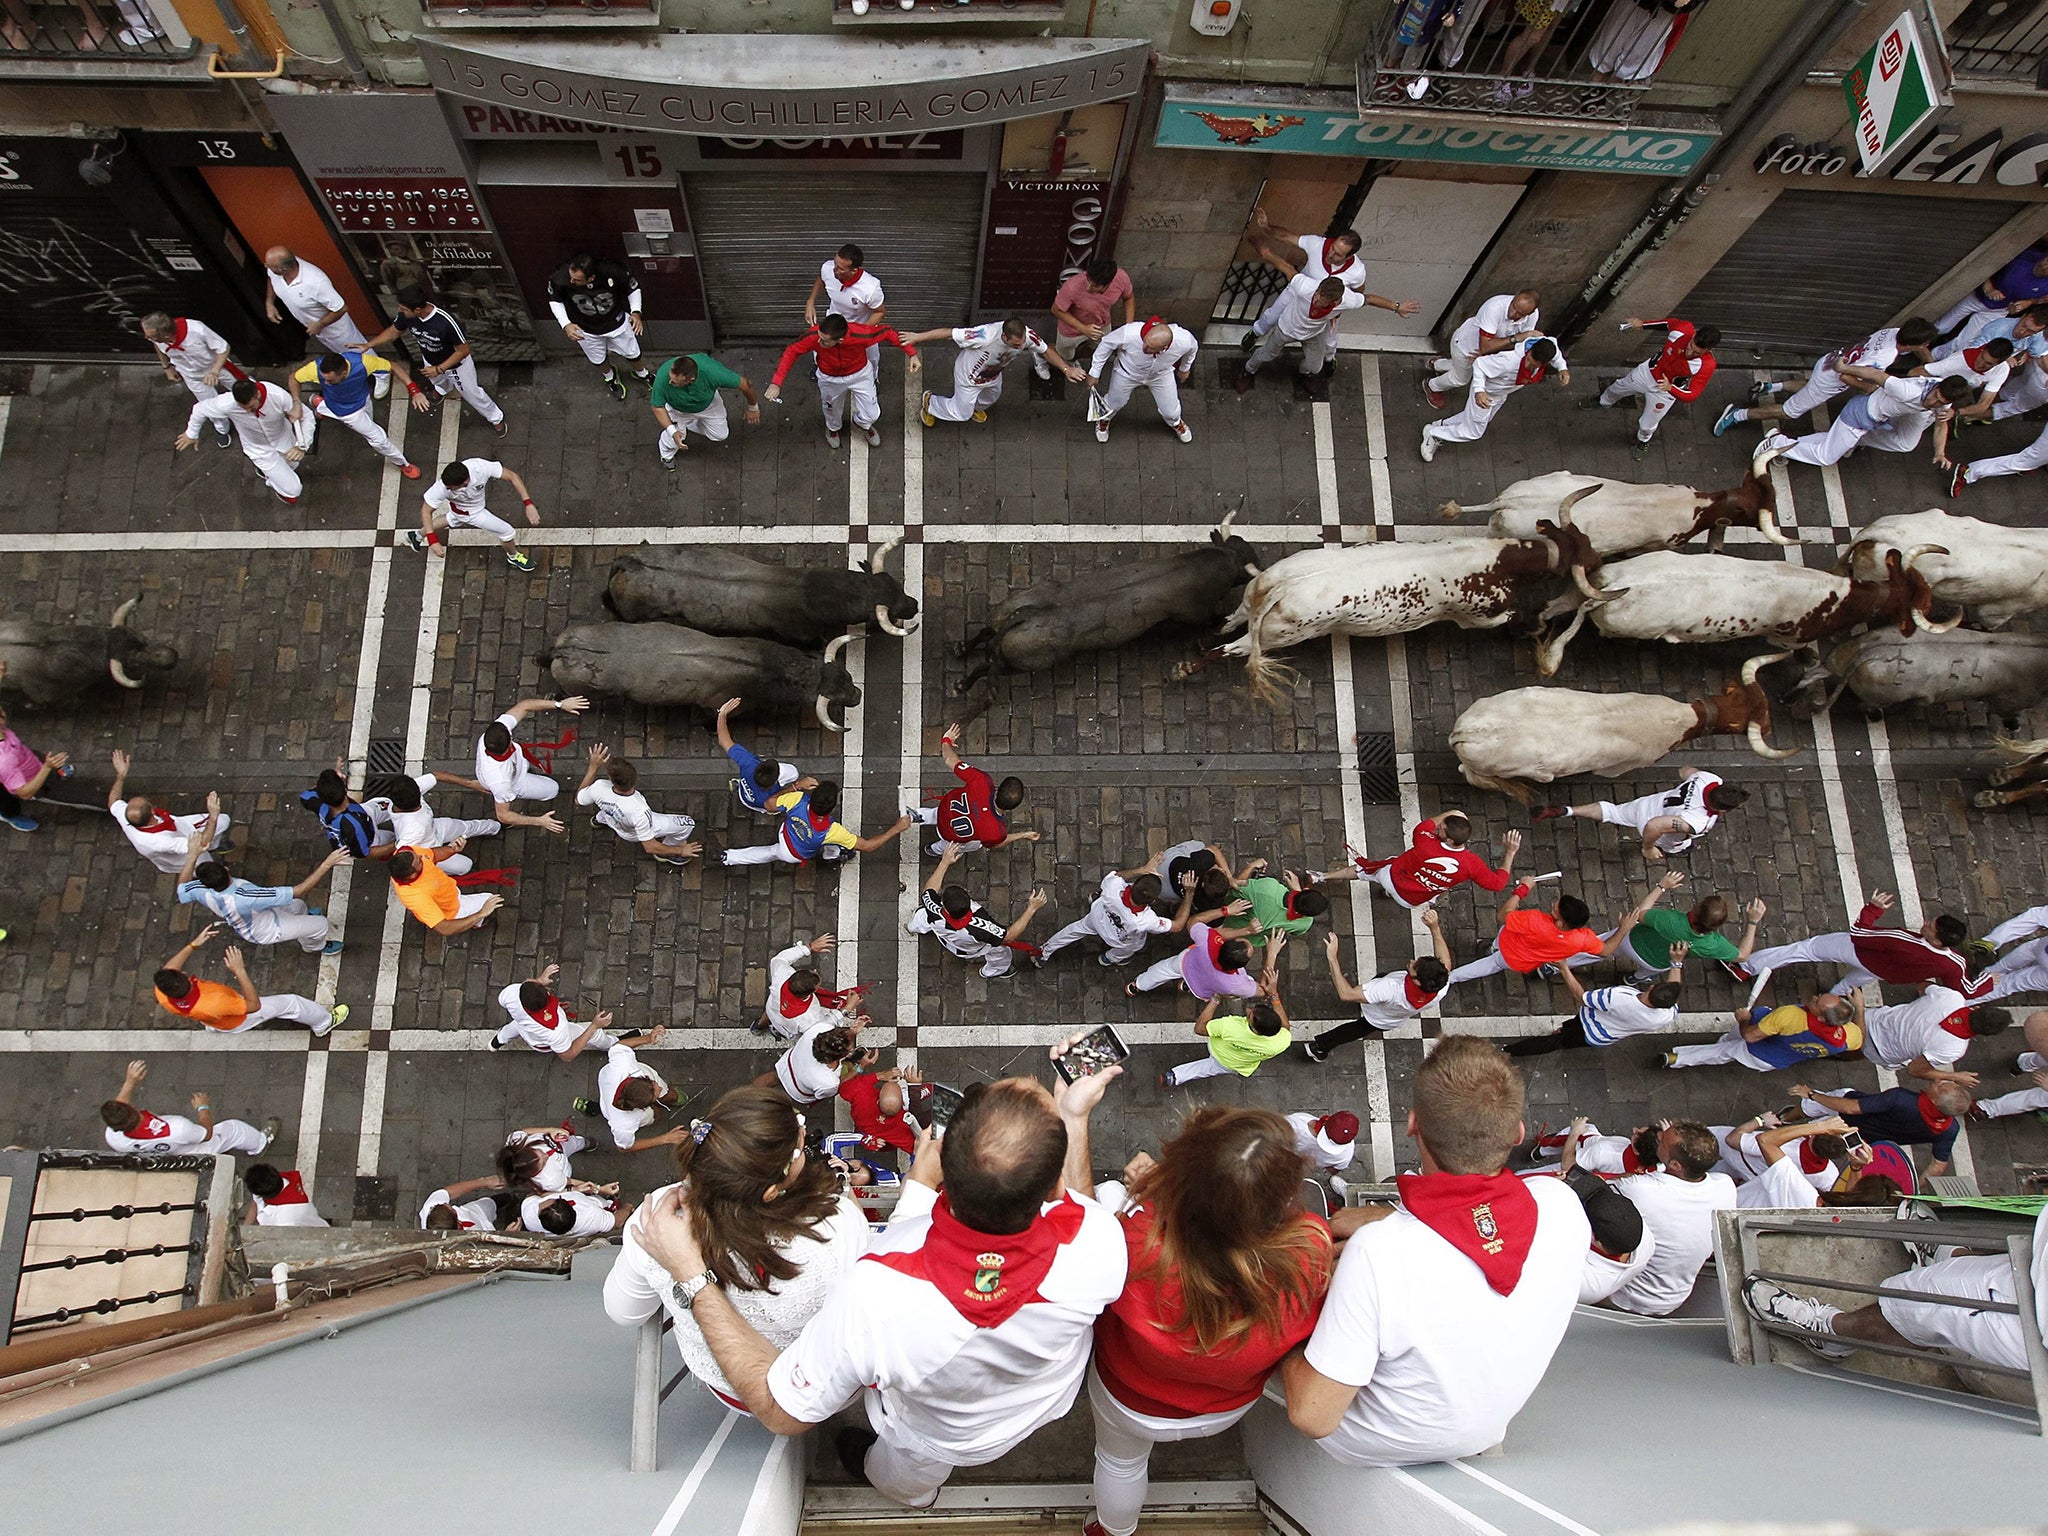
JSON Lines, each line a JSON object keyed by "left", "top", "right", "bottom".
{"left": 815, "top": 695, "right": 845, "bottom": 733}
{"left": 1755, "top": 509, "right": 1795, "bottom": 546}
{"left": 866, "top": 533, "right": 902, "bottom": 575}
{"left": 1900, "top": 543, "right": 1949, "bottom": 569}
{"left": 1244, "top": 562, "right": 1261, "bottom": 580}
{"left": 1571, "top": 564, "right": 1600, "bottom": 599}
{"left": 1215, "top": 500, "right": 1241, "bottom": 536}
{"left": 1554, "top": 483, "right": 1601, "bottom": 523}
{"left": 823, "top": 634, "right": 851, "bottom": 665}
{"left": 111, "top": 596, "right": 139, "bottom": 629}
{"left": 108, "top": 657, "right": 144, "bottom": 690}
{"left": 1747, "top": 721, "right": 1800, "bottom": 760}
{"left": 1913, "top": 603, "right": 1965, "bottom": 634}
{"left": 1741, "top": 650, "right": 1795, "bottom": 687}
{"left": 874, "top": 603, "right": 910, "bottom": 637}
{"left": 1534, "top": 605, "right": 1590, "bottom": 677}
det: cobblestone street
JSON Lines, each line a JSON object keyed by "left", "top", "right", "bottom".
{"left": 3, "top": 342, "right": 2044, "bottom": 1226}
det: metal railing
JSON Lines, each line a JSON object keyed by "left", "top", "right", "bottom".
{"left": 0, "top": 0, "right": 193, "bottom": 59}
{"left": 1945, "top": 0, "right": 2048, "bottom": 85}
{"left": 1356, "top": 0, "right": 1668, "bottom": 124}
{"left": 632, "top": 1309, "right": 694, "bottom": 1472}
{"left": 1212, "top": 260, "right": 1289, "bottom": 326}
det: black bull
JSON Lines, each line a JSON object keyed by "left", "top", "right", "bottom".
{"left": 544, "top": 623, "right": 862, "bottom": 732}
{"left": 0, "top": 598, "right": 179, "bottom": 707}
{"left": 601, "top": 541, "right": 918, "bottom": 647}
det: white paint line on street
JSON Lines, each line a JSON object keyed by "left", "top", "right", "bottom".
{"left": 648, "top": 1408, "right": 740, "bottom": 1536}
{"left": 0, "top": 397, "right": 13, "bottom": 463}
{"left": 0, "top": 530, "right": 384, "bottom": 553}
{"left": 897, "top": 369, "right": 927, "bottom": 1071}
{"left": 837, "top": 434, "right": 869, "bottom": 996}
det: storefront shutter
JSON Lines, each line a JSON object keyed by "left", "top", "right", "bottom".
{"left": 1678, "top": 189, "right": 2023, "bottom": 355}
{"left": 681, "top": 172, "right": 986, "bottom": 342}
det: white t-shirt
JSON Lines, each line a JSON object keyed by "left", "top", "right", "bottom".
{"left": 1735, "top": 1157, "right": 1823, "bottom": 1211}
{"left": 111, "top": 803, "right": 218, "bottom": 875}
{"left": 766, "top": 1181, "right": 1127, "bottom": 1466}
{"left": 951, "top": 322, "right": 1048, "bottom": 384}
{"left": 1083, "top": 873, "right": 1174, "bottom": 949}
{"left": 1711, "top": 1129, "right": 1837, "bottom": 1191}
{"left": 153, "top": 317, "right": 233, "bottom": 387}
{"left": 776, "top": 1020, "right": 845, "bottom": 1104}
{"left": 1303, "top": 1175, "right": 1588, "bottom": 1466}
{"left": 385, "top": 773, "right": 446, "bottom": 849}
{"left": 1294, "top": 234, "right": 1367, "bottom": 292}
{"left": 521, "top": 1189, "right": 618, "bottom": 1238}
{"left": 764, "top": 943, "right": 845, "bottom": 1041}
{"left": 495, "top": 980, "right": 587, "bottom": 1054}
{"left": 419, "top": 1188, "right": 502, "bottom": 1231}
{"left": 1268, "top": 272, "right": 1365, "bottom": 342}
{"left": 577, "top": 777, "right": 659, "bottom": 842}
{"left": 105, "top": 1112, "right": 208, "bottom": 1154}
{"left": 1356, "top": 969, "right": 1448, "bottom": 1030}
{"left": 1864, "top": 375, "right": 1942, "bottom": 426}
{"left": 821, "top": 261, "right": 885, "bottom": 324}
{"left": 1474, "top": 335, "right": 1567, "bottom": 394}
{"left": 269, "top": 258, "right": 348, "bottom": 329}
{"left": 598, "top": 1044, "right": 669, "bottom": 1150}
{"left": 1606, "top": 1171, "right": 1737, "bottom": 1316}
{"left": 1091, "top": 322, "right": 1198, "bottom": 384}
{"left": 505, "top": 1129, "right": 574, "bottom": 1192}
{"left": 1453, "top": 292, "right": 1540, "bottom": 358}
{"left": 1579, "top": 985, "right": 1679, "bottom": 1046}
{"left": 606, "top": 1186, "right": 872, "bottom": 1399}
{"left": 1649, "top": 770, "right": 1724, "bottom": 853}
{"left": 1926, "top": 347, "right": 2013, "bottom": 397}
{"left": 1865, "top": 985, "right": 1972, "bottom": 1070}
{"left": 251, "top": 1177, "right": 328, "bottom": 1227}
{"left": 429, "top": 459, "right": 504, "bottom": 522}
{"left": 1565, "top": 1129, "right": 1638, "bottom": 1177}
{"left": 475, "top": 711, "right": 526, "bottom": 806}
{"left": 1578, "top": 1223, "right": 1658, "bottom": 1305}
{"left": 1287, "top": 1112, "right": 1357, "bottom": 1174}
{"left": 1829, "top": 326, "right": 1899, "bottom": 374}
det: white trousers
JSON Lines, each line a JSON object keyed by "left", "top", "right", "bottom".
{"left": 180, "top": 374, "right": 234, "bottom": 436}
{"left": 1986, "top": 957, "right": 2048, "bottom": 1000}
{"left": 405, "top": 814, "right": 501, "bottom": 876}
{"left": 1424, "top": 381, "right": 1512, "bottom": 445}
{"left": 820, "top": 365, "right": 881, "bottom": 431}
{"left": 1164, "top": 1055, "right": 1233, "bottom": 1086}
{"left": 309, "top": 317, "right": 372, "bottom": 354}
{"left": 659, "top": 393, "right": 731, "bottom": 460}
{"left": 724, "top": 839, "right": 803, "bottom": 867}
{"left": 907, "top": 909, "right": 1015, "bottom": 977}
{"left": 1446, "top": 941, "right": 1514, "bottom": 986}
{"left": 1991, "top": 362, "right": 2048, "bottom": 420}
{"left": 1667, "top": 1031, "right": 1772, "bottom": 1071}
{"left": 1962, "top": 421, "right": 2048, "bottom": 484}
{"left": 1245, "top": 326, "right": 1336, "bottom": 377}
{"left": 573, "top": 321, "right": 642, "bottom": 367}
{"left": 1087, "top": 1365, "right": 1252, "bottom": 1536}
{"left": 445, "top": 505, "right": 520, "bottom": 545}
{"left": 218, "top": 992, "right": 334, "bottom": 1034}
{"left": 1599, "top": 360, "right": 1677, "bottom": 440}
{"left": 196, "top": 1118, "right": 270, "bottom": 1154}
{"left": 494, "top": 1019, "right": 616, "bottom": 1053}
{"left": 428, "top": 357, "right": 505, "bottom": 425}
{"left": 1741, "top": 932, "right": 1874, "bottom": 993}
{"left": 1779, "top": 360, "right": 1848, "bottom": 420}
{"left": 241, "top": 409, "right": 317, "bottom": 500}
{"left": 1985, "top": 904, "right": 2048, "bottom": 951}
{"left": 243, "top": 900, "right": 331, "bottom": 954}
{"left": 316, "top": 399, "right": 407, "bottom": 467}
{"left": 1099, "top": 365, "right": 1183, "bottom": 424}
{"left": 1039, "top": 912, "right": 1150, "bottom": 965}
{"left": 1133, "top": 952, "right": 1190, "bottom": 992}
{"left": 930, "top": 353, "right": 1038, "bottom": 421}
{"left": 1979, "top": 1085, "right": 2048, "bottom": 1118}
{"left": 860, "top": 1416, "right": 952, "bottom": 1509}
{"left": 496, "top": 767, "right": 559, "bottom": 804}
{"left": 1935, "top": 292, "right": 2002, "bottom": 336}
{"left": 602, "top": 810, "right": 696, "bottom": 847}
{"left": 1879, "top": 1254, "right": 2027, "bottom": 1372}
{"left": 1780, "top": 407, "right": 1927, "bottom": 466}
{"left": 1429, "top": 347, "right": 1477, "bottom": 392}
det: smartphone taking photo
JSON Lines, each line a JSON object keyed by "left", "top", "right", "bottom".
{"left": 1052, "top": 1023, "right": 1131, "bottom": 1084}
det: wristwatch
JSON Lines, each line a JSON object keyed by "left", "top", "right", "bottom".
{"left": 670, "top": 1271, "right": 719, "bottom": 1310}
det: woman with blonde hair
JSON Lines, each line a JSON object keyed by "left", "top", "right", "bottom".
{"left": 604, "top": 1084, "right": 869, "bottom": 1410}
{"left": 1085, "top": 1105, "right": 1334, "bottom": 1536}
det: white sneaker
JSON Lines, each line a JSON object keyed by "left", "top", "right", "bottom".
{"left": 851, "top": 0, "right": 868, "bottom": 10}
{"left": 2020, "top": 1051, "right": 2044, "bottom": 1073}
{"left": 1329, "top": 1176, "right": 1350, "bottom": 1202}
{"left": 1742, "top": 1279, "right": 1852, "bottom": 1358}
{"left": 1419, "top": 429, "right": 1437, "bottom": 463}
{"left": 1094, "top": 419, "right": 1110, "bottom": 444}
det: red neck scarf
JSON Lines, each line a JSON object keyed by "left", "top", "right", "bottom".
{"left": 941, "top": 901, "right": 978, "bottom": 931}
{"left": 1797, "top": 1142, "right": 1830, "bottom": 1175}
{"left": 170, "top": 317, "right": 189, "bottom": 347}
{"left": 1325, "top": 251, "right": 1355, "bottom": 274}
{"left": 1395, "top": 1170, "right": 1539, "bottom": 1296}
{"left": 268, "top": 1170, "right": 311, "bottom": 1205}
{"left": 1938, "top": 1010, "right": 1973, "bottom": 1039}
{"left": 1308, "top": 299, "right": 1336, "bottom": 320}
{"left": 1917, "top": 1093, "right": 1955, "bottom": 1132}
{"left": 1803, "top": 1009, "right": 1849, "bottom": 1049}
{"left": 870, "top": 1192, "right": 1085, "bottom": 1328}
{"left": 779, "top": 979, "right": 856, "bottom": 1018}
{"left": 1204, "top": 926, "right": 1239, "bottom": 971}
{"left": 1619, "top": 1143, "right": 1648, "bottom": 1175}
{"left": 131, "top": 1111, "right": 171, "bottom": 1139}
{"left": 137, "top": 809, "right": 178, "bottom": 834}
{"left": 837, "top": 267, "right": 864, "bottom": 288}
{"left": 531, "top": 993, "right": 561, "bottom": 1029}
{"left": 1402, "top": 973, "right": 1436, "bottom": 1008}
{"left": 485, "top": 743, "right": 516, "bottom": 761}
{"left": 162, "top": 985, "right": 200, "bottom": 1015}
{"left": 1120, "top": 889, "right": 1148, "bottom": 915}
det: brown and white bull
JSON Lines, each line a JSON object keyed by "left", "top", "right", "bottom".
{"left": 1976, "top": 735, "right": 2048, "bottom": 810}
{"left": 1449, "top": 653, "right": 1797, "bottom": 802}
{"left": 1536, "top": 545, "right": 1954, "bottom": 675}
{"left": 1464, "top": 467, "right": 1790, "bottom": 554}
{"left": 1199, "top": 520, "right": 1600, "bottom": 705}
{"left": 1843, "top": 509, "right": 2048, "bottom": 629}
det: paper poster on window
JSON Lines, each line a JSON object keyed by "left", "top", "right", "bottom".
{"left": 633, "top": 208, "right": 675, "bottom": 235}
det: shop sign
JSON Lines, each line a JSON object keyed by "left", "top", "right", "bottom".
{"left": 1755, "top": 124, "right": 2048, "bottom": 188}
{"left": 697, "top": 131, "right": 966, "bottom": 160}
{"left": 1844, "top": 9, "right": 1942, "bottom": 174}
{"left": 1155, "top": 99, "right": 1715, "bottom": 176}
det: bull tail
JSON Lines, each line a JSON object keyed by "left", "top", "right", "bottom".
{"left": 1456, "top": 763, "right": 1537, "bottom": 805}
{"left": 1240, "top": 618, "right": 1301, "bottom": 710}
{"left": 1993, "top": 733, "right": 2048, "bottom": 760}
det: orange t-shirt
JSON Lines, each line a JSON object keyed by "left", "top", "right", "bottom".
{"left": 1498, "top": 908, "right": 1603, "bottom": 972}
{"left": 155, "top": 977, "right": 250, "bottom": 1031}
{"left": 393, "top": 849, "right": 461, "bottom": 928}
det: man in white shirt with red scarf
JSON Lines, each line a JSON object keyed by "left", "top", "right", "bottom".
{"left": 1420, "top": 335, "right": 1569, "bottom": 461}
{"left": 1282, "top": 1036, "right": 1587, "bottom": 1464}
{"left": 628, "top": 1053, "right": 1128, "bottom": 1508}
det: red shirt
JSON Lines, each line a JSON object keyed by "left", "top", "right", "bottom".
{"left": 838, "top": 1071, "right": 915, "bottom": 1155}
{"left": 1362, "top": 820, "right": 1512, "bottom": 906}
{"left": 1847, "top": 902, "right": 1993, "bottom": 1000}
{"left": 932, "top": 761, "right": 1006, "bottom": 847}
{"left": 1092, "top": 1206, "right": 1329, "bottom": 1418}
{"left": 771, "top": 322, "right": 916, "bottom": 384}
{"left": 1498, "top": 908, "right": 1603, "bottom": 972}
{"left": 1646, "top": 318, "right": 1715, "bottom": 400}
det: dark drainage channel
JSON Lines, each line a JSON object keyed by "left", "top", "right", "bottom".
{"left": 1357, "top": 732, "right": 1399, "bottom": 804}
{"left": 363, "top": 738, "right": 408, "bottom": 801}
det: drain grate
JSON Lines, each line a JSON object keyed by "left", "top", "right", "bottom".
{"left": 363, "top": 738, "right": 408, "bottom": 800}
{"left": 1026, "top": 370, "right": 1066, "bottom": 402}
{"left": 1357, "top": 732, "right": 1399, "bottom": 805}
{"left": 352, "top": 1175, "right": 398, "bottom": 1223}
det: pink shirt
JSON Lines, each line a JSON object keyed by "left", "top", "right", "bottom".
{"left": 0, "top": 729, "right": 42, "bottom": 795}
{"left": 1053, "top": 268, "right": 1133, "bottom": 338}
{"left": 1179, "top": 921, "right": 1260, "bottom": 1001}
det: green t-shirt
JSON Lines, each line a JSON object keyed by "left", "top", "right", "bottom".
{"left": 650, "top": 353, "right": 741, "bottom": 415}
{"left": 1206, "top": 1014, "right": 1292, "bottom": 1076}
{"left": 1628, "top": 905, "right": 1738, "bottom": 968}
{"left": 1232, "top": 875, "right": 1316, "bottom": 948}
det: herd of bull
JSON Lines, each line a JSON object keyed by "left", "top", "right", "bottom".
{"left": 6, "top": 466, "right": 2048, "bottom": 808}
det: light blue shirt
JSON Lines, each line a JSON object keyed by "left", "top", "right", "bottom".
{"left": 1965, "top": 314, "right": 2048, "bottom": 360}
{"left": 176, "top": 878, "right": 294, "bottom": 940}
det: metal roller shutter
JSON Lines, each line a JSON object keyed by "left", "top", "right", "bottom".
{"left": 683, "top": 172, "right": 987, "bottom": 342}
{"left": 1678, "top": 190, "right": 2023, "bottom": 355}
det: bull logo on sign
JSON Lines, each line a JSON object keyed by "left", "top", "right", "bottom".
{"left": 1189, "top": 111, "right": 1308, "bottom": 147}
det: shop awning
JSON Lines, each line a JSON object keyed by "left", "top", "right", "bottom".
{"left": 415, "top": 33, "right": 1150, "bottom": 137}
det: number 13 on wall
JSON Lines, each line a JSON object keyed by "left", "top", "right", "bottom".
{"left": 608, "top": 143, "right": 665, "bottom": 180}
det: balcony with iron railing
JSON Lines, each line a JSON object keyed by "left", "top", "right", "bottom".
{"left": 1945, "top": 0, "right": 2048, "bottom": 86}
{"left": 1356, "top": 0, "right": 1685, "bottom": 125}
{"left": 0, "top": 0, "right": 196, "bottom": 60}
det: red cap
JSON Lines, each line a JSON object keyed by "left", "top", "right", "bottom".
{"left": 1318, "top": 1112, "right": 1361, "bottom": 1145}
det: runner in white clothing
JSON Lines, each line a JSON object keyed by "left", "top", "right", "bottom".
{"left": 772, "top": 1018, "right": 870, "bottom": 1105}
{"left": 473, "top": 695, "right": 587, "bottom": 827}
{"left": 499, "top": 1125, "right": 590, "bottom": 1193}
{"left": 1863, "top": 985, "right": 2008, "bottom": 1083}
{"left": 808, "top": 242, "right": 887, "bottom": 371}
{"left": 419, "top": 1178, "right": 510, "bottom": 1231}
{"left": 1755, "top": 370, "right": 1975, "bottom": 471}
{"left": 1716, "top": 319, "right": 1938, "bottom": 436}
{"left": 1424, "top": 289, "right": 1540, "bottom": 405}
{"left": 1301, "top": 917, "right": 1455, "bottom": 1062}
{"left": 622, "top": 1061, "right": 1128, "bottom": 1509}
{"left": 1037, "top": 859, "right": 1176, "bottom": 969}
{"left": 1419, "top": 335, "right": 1567, "bottom": 460}
{"left": 1605, "top": 1121, "right": 1737, "bottom": 1316}
{"left": 175, "top": 379, "right": 315, "bottom": 503}
{"left": 1286, "top": 1109, "right": 1360, "bottom": 1199}
{"left": 489, "top": 962, "right": 667, "bottom": 1058}
{"left": 523, "top": 1188, "right": 628, "bottom": 1238}
{"left": 107, "top": 748, "right": 232, "bottom": 874}
{"left": 140, "top": 312, "right": 245, "bottom": 446}
{"left": 1237, "top": 275, "right": 1377, "bottom": 396}
{"left": 1534, "top": 768, "right": 1747, "bottom": 860}
{"left": 263, "top": 247, "right": 377, "bottom": 361}
{"left": 1545, "top": 1126, "right": 1659, "bottom": 1305}
{"left": 1282, "top": 1038, "right": 1588, "bottom": 1466}
{"left": 761, "top": 933, "right": 865, "bottom": 1040}
{"left": 574, "top": 744, "right": 699, "bottom": 864}
{"left": 98, "top": 1060, "right": 276, "bottom": 1157}
{"left": 1088, "top": 320, "right": 1199, "bottom": 444}
{"left": 244, "top": 1164, "right": 328, "bottom": 1227}
{"left": 370, "top": 771, "right": 500, "bottom": 876}
{"left": 903, "top": 318, "right": 1084, "bottom": 424}
{"left": 1242, "top": 212, "right": 1371, "bottom": 343}
{"left": 412, "top": 457, "right": 543, "bottom": 570}
{"left": 597, "top": 1043, "right": 689, "bottom": 1153}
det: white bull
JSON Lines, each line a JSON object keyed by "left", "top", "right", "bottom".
{"left": 1199, "top": 520, "right": 1600, "bottom": 705}
{"left": 1535, "top": 545, "right": 1952, "bottom": 676}
{"left": 1468, "top": 467, "right": 1790, "bottom": 554}
{"left": 1450, "top": 653, "right": 1796, "bottom": 802}
{"left": 1844, "top": 508, "right": 2048, "bottom": 629}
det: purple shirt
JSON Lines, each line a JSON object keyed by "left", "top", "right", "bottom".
{"left": 1990, "top": 251, "right": 2048, "bottom": 305}
{"left": 0, "top": 728, "right": 42, "bottom": 795}
{"left": 1179, "top": 922, "right": 1260, "bottom": 1000}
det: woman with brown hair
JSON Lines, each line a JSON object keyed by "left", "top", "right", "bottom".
{"left": 604, "top": 1084, "right": 870, "bottom": 1411}
{"left": 1084, "top": 1106, "right": 1334, "bottom": 1536}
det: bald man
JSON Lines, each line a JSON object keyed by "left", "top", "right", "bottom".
{"left": 264, "top": 246, "right": 387, "bottom": 399}
{"left": 1088, "top": 318, "right": 1199, "bottom": 445}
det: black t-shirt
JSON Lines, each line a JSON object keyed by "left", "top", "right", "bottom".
{"left": 398, "top": 306, "right": 467, "bottom": 367}
{"left": 546, "top": 260, "right": 637, "bottom": 334}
